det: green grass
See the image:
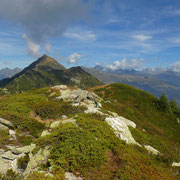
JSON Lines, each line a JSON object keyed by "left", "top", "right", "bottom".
{"left": 37, "top": 113, "right": 175, "bottom": 179}
{"left": 93, "top": 83, "right": 180, "bottom": 162}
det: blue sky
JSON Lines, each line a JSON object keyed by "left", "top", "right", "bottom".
{"left": 0, "top": 0, "right": 180, "bottom": 71}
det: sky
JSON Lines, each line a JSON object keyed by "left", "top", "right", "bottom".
{"left": 0, "top": 0, "right": 180, "bottom": 72}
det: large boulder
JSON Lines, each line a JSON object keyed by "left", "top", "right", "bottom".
{"left": 105, "top": 116, "right": 140, "bottom": 145}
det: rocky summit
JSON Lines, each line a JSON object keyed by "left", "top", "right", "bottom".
{"left": 0, "top": 83, "right": 179, "bottom": 179}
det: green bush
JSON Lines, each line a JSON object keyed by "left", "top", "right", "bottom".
{"left": 33, "top": 100, "right": 86, "bottom": 120}
{"left": 17, "top": 154, "right": 30, "bottom": 170}
{"left": 158, "top": 94, "right": 170, "bottom": 112}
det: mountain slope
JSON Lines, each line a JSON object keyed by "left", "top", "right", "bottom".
{"left": 0, "top": 84, "right": 179, "bottom": 179}
{"left": 0, "top": 67, "right": 22, "bottom": 80}
{"left": 83, "top": 67, "right": 180, "bottom": 104}
{"left": 0, "top": 55, "right": 103, "bottom": 93}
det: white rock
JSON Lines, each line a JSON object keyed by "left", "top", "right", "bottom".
{"left": 172, "top": 162, "right": 180, "bottom": 167}
{"left": 144, "top": 145, "right": 160, "bottom": 155}
{"left": 9, "top": 130, "right": 16, "bottom": 136}
{"left": 65, "top": 172, "right": 82, "bottom": 180}
{"left": 0, "top": 123, "right": 9, "bottom": 130}
{"left": 41, "top": 130, "right": 50, "bottom": 137}
{"left": 52, "top": 85, "right": 67, "bottom": 90}
{"left": 0, "top": 118, "right": 13, "bottom": 128}
{"left": 62, "top": 115, "right": 68, "bottom": 120}
{"left": 50, "top": 121, "right": 60, "bottom": 128}
{"left": 105, "top": 116, "right": 139, "bottom": 145}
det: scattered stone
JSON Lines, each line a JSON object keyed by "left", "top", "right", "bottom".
{"left": 65, "top": 172, "right": 82, "bottom": 180}
{"left": 9, "top": 130, "right": 16, "bottom": 136}
{"left": 172, "top": 162, "right": 180, "bottom": 167}
{"left": 41, "top": 130, "right": 50, "bottom": 137}
{"left": 0, "top": 123, "right": 9, "bottom": 130}
{"left": 0, "top": 118, "right": 14, "bottom": 129}
{"left": 144, "top": 145, "right": 160, "bottom": 155}
{"left": 50, "top": 121, "right": 60, "bottom": 128}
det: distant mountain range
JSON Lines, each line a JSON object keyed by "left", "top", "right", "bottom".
{"left": 0, "top": 67, "right": 22, "bottom": 80}
{"left": 0, "top": 55, "right": 103, "bottom": 93}
{"left": 83, "top": 66, "right": 180, "bottom": 104}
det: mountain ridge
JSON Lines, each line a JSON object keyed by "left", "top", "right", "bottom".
{"left": 0, "top": 55, "right": 103, "bottom": 93}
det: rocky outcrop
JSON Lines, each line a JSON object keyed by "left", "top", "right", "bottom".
{"left": 54, "top": 86, "right": 102, "bottom": 109}
{"left": 144, "top": 145, "right": 160, "bottom": 155}
{"left": 105, "top": 116, "right": 139, "bottom": 145}
{"left": 24, "top": 147, "right": 50, "bottom": 176}
{"left": 0, "top": 143, "right": 36, "bottom": 175}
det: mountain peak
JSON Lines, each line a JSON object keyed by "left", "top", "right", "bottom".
{"left": 20, "top": 54, "right": 66, "bottom": 72}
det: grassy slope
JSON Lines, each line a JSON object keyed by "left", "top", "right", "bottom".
{"left": 93, "top": 83, "right": 180, "bottom": 162}
{"left": 0, "top": 85, "right": 179, "bottom": 179}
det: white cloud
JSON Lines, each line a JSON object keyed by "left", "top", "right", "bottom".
{"left": 133, "top": 34, "right": 152, "bottom": 41}
{"left": 64, "top": 30, "right": 96, "bottom": 41}
{"left": 22, "top": 34, "right": 40, "bottom": 57}
{"left": 45, "top": 43, "right": 51, "bottom": 53}
{"left": 107, "top": 58, "right": 144, "bottom": 70}
{"left": 0, "top": 0, "right": 90, "bottom": 56}
{"left": 68, "top": 52, "right": 82, "bottom": 64}
{"left": 170, "top": 61, "right": 180, "bottom": 73}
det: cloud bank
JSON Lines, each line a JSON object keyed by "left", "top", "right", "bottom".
{"left": 107, "top": 58, "right": 144, "bottom": 70}
{"left": 0, "top": 0, "right": 90, "bottom": 57}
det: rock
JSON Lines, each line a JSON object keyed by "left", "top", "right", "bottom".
{"left": 0, "top": 123, "right": 9, "bottom": 130}
{"left": 62, "top": 115, "right": 68, "bottom": 120}
{"left": 38, "top": 171, "right": 54, "bottom": 178}
{"left": 62, "top": 118, "right": 78, "bottom": 127}
{"left": 65, "top": 172, "right": 82, "bottom": 180}
{"left": 0, "top": 149, "right": 5, "bottom": 155}
{"left": 144, "top": 145, "right": 160, "bottom": 155}
{"left": 0, "top": 118, "right": 14, "bottom": 128}
{"left": 2, "top": 151, "right": 19, "bottom": 160}
{"left": 0, "top": 157, "right": 12, "bottom": 174}
{"left": 45, "top": 172, "right": 54, "bottom": 178}
{"left": 8, "top": 144, "right": 36, "bottom": 155}
{"left": 9, "top": 130, "right": 16, "bottom": 136}
{"left": 41, "top": 130, "right": 50, "bottom": 137}
{"left": 105, "top": 116, "right": 140, "bottom": 145}
{"left": 9, "top": 130, "right": 16, "bottom": 140}
{"left": 50, "top": 121, "right": 60, "bottom": 128}
{"left": 24, "top": 147, "right": 50, "bottom": 176}
{"left": 0, "top": 152, "right": 25, "bottom": 174}
{"left": 172, "top": 162, "right": 180, "bottom": 167}
{"left": 55, "top": 87, "right": 102, "bottom": 109}
{"left": 52, "top": 85, "right": 67, "bottom": 90}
